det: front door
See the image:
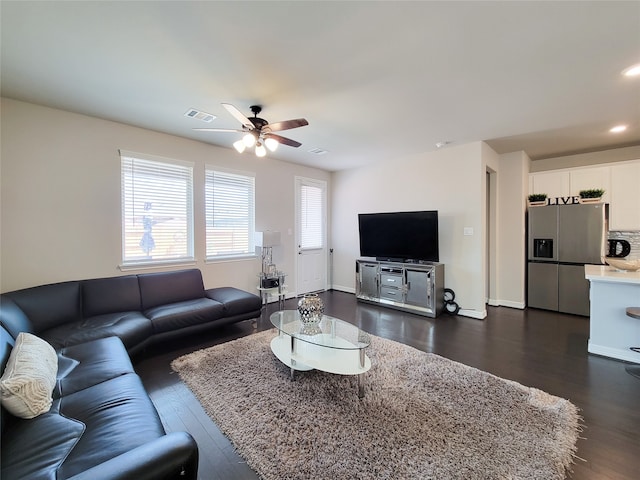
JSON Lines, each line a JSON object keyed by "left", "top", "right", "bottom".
{"left": 295, "top": 176, "right": 327, "bottom": 295}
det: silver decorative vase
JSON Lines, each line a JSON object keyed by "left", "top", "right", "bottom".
{"left": 297, "top": 293, "right": 324, "bottom": 327}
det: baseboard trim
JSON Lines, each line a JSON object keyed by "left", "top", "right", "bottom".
{"left": 588, "top": 342, "right": 640, "bottom": 364}
{"left": 499, "top": 300, "right": 526, "bottom": 309}
{"left": 459, "top": 309, "right": 487, "bottom": 320}
{"left": 487, "top": 298, "right": 526, "bottom": 309}
{"left": 332, "top": 285, "right": 355, "bottom": 295}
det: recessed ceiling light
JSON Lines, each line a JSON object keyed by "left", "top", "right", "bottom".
{"left": 622, "top": 63, "right": 640, "bottom": 77}
{"left": 609, "top": 125, "right": 627, "bottom": 133}
{"left": 435, "top": 141, "right": 451, "bottom": 149}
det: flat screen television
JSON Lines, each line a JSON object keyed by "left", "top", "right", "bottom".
{"left": 358, "top": 210, "right": 439, "bottom": 262}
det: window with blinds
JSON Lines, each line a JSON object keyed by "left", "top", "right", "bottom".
{"left": 120, "top": 151, "right": 194, "bottom": 266}
{"left": 205, "top": 167, "right": 255, "bottom": 259}
{"left": 300, "top": 183, "right": 324, "bottom": 250}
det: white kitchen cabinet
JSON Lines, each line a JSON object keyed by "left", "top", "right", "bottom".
{"left": 610, "top": 162, "right": 640, "bottom": 231}
{"left": 530, "top": 171, "right": 570, "bottom": 199}
{"left": 569, "top": 167, "right": 610, "bottom": 203}
{"left": 530, "top": 160, "right": 639, "bottom": 230}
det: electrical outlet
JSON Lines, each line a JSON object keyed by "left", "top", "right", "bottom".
{"left": 464, "top": 227, "right": 474, "bottom": 236}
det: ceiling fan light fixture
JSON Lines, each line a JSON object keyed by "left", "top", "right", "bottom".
{"left": 265, "top": 137, "right": 279, "bottom": 152}
{"left": 243, "top": 133, "right": 256, "bottom": 147}
{"left": 255, "top": 143, "right": 267, "bottom": 157}
{"left": 199, "top": 103, "right": 308, "bottom": 157}
{"left": 233, "top": 140, "right": 246, "bottom": 153}
{"left": 622, "top": 63, "right": 640, "bottom": 77}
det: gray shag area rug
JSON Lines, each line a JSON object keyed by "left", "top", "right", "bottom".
{"left": 171, "top": 329, "right": 580, "bottom": 480}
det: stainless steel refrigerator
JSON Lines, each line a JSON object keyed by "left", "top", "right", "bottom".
{"left": 527, "top": 203, "right": 607, "bottom": 316}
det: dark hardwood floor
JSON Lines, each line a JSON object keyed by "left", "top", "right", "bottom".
{"left": 134, "top": 291, "right": 640, "bottom": 480}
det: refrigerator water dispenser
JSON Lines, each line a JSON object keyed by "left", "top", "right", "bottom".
{"left": 533, "top": 238, "right": 554, "bottom": 259}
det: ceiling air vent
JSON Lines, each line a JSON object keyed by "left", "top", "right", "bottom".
{"left": 184, "top": 108, "right": 216, "bottom": 123}
{"left": 308, "top": 148, "right": 328, "bottom": 155}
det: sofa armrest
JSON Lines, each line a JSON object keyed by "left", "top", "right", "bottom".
{"left": 206, "top": 287, "right": 262, "bottom": 317}
{"left": 66, "top": 432, "right": 198, "bottom": 480}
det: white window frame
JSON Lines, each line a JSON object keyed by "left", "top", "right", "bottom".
{"left": 205, "top": 166, "right": 256, "bottom": 262}
{"left": 119, "top": 150, "right": 194, "bottom": 269}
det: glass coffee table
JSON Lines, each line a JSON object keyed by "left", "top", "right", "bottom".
{"left": 270, "top": 310, "right": 372, "bottom": 398}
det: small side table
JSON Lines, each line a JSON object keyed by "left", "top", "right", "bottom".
{"left": 257, "top": 284, "right": 288, "bottom": 311}
{"left": 625, "top": 307, "right": 640, "bottom": 380}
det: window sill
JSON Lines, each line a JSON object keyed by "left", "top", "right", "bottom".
{"left": 205, "top": 254, "right": 258, "bottom": 264}
{"left": 119, "top": 259, "right": 197, "bottom": 272}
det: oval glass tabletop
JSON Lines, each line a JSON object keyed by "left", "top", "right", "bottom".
{"left": 270, "top": 310, "right": 371, "bottom": 350}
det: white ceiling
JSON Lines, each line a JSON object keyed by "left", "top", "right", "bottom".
{"left": 1, "top": 1, "right": 639, "bottom": 171}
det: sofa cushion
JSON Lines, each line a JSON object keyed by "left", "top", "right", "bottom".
{"left": 206, "top": 287, "right": 262, "bottom": 317}
{"left": 145, "top": 298, "right": 224, "bottom": 333}
{"left": 4, "top": 282, "right": 81, "bottom": 332}
{"left": 1, "top": 333, "right": 58, "bottom": 419}
{"left": 138, "top": 269, "right": 205, "bottom": 310}
{"left": 1, "top": 406, "right": 85, "bottom": 480}
{"left": 1, "top": 373, "right": 166, "bottom": 480}
{"left": 55, "top": 337, "right": 135, "bottom": 398}
{"left": 56, "top": 373, "right": 166, "bottom": 479}
{"left": 82, "top": 275, "right": 141, "bottom": 317}
{"left": 39, "top": 312, "right": 153, "bottom": 351}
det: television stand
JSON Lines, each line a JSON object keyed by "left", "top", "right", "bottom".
{"left": 355, "top": 259, "right": 444, "bottom": 318}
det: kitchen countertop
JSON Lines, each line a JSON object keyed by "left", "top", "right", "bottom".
{"left": 584, "top": 264, "right": 640, "bottom": 285}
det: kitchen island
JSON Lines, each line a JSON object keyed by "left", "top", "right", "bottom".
{"left": 585, "top": 264, "right": 640, "bottom": 363}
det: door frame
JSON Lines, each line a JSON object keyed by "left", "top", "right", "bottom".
{"left": 294, "top": 176, "right": 328, "bottom": 295}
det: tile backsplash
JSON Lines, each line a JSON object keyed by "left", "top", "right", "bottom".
{"left": 608, "top": 231, "right": 640, "bottom": 257}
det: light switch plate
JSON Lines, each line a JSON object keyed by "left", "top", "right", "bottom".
{"left": 464, "top": 227, "right": 474, "bottom": 236}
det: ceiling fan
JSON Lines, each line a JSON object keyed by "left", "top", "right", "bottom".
{"left": 194, "top": 103, "right": 308, "bottom": 157}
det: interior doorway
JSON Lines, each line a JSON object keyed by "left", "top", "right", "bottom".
{"left": 486, "top": 168, "right": 498, "bottom": 305}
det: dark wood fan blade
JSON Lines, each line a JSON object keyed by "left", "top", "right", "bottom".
{"left": 263, "top": 118, "right": 308, "bottom": 132}
{"left": 193, "top": 128, "right": 244, "bottom": 133}
{"left": 265, "top": 133, "right": 302, "bottom": 148}
{"left": 222, "top": 103, "right": 254, "bottom": 130}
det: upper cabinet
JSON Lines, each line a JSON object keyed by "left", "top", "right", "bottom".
{"left": 529, "top": 171, "right": 570, "bottom": 199}
{"left": 610, "top": 163, "right": 640, "bottom": 231}
{"left": 569, "top": 167, "right": 611, "bottom": 203}
{"left": 529, "top": 160, "right": 640, "bottom": 231}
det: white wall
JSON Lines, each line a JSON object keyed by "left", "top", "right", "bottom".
{"left": 331, "top": 142, "right": 490, "bottom": 318}
{"left": 2, "top": 98, "right": 530, "bottom": 315}
{"left": 330, "top": 142, "right": 529, "bottom": 318}
{"left": 495, "top": 151, "right": 529, "bottom": 308}
{"left": 0, "top": 98, "right": 330, "bottom": 293}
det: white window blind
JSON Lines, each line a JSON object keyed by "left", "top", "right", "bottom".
{"left": 120, "top": 152, "right": 194, "bottom": 266}
{"left": 300, "top": 183, "right": 324, "bottom": 249}
{"left": 205, "top": 168, "right": 255, "bottom": 259}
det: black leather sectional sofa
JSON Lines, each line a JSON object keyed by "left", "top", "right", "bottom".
{"left": 0, "top": 268, "right": 262, "bottom": 480}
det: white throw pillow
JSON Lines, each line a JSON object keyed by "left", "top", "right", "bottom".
{"left": 1, "top": 332, "right": 58, "bottom": 418}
